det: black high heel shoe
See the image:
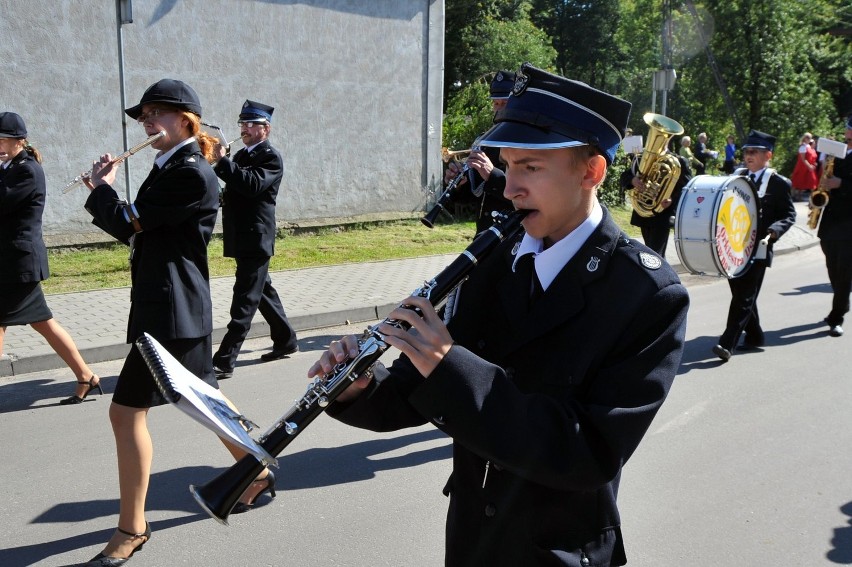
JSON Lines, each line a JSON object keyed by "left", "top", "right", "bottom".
{"left": 60, "top": 375, "right": 103, "bottom": 405}
{"left": 85, "top": 522, "right": 151, "bottom": 566}
{"left": 232, "top": 471, "right": 276, "bottom": 514}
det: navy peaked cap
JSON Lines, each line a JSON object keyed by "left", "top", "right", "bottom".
{"left": 489, "top": 71, "right": 516, "bottom": 99}
{"left": 125, "top": 79, "right": 203, "bottom": 119}
{"left": 0, "top": 112, "right": 27, "bottom": 138}
{"left": 239, "top": 100, "right": 274, "bottom": 122}
{"left": 479, "top": 63, "right": 632, "bottom": 165}
{"left": 741, "top": 129, "right": 775, "bottom": 152}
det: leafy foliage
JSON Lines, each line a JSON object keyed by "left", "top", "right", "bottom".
{"left": 444, "top": 0, "right": 852, "bottom": 184}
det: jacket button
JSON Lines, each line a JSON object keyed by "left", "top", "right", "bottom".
{"left": 505, "top": 367, "right": 515, "bottom": 379}
{"left": 477, "top": 339, "right": 486, "bottom": 350}
{"left": 484, "top": 504, "right": 496, "bottom": 517}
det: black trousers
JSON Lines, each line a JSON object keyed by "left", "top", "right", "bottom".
{"left": 719, "top": 261, "right": 768, "bottom": 350}
{"left": 640, "top": 223, "right": 671, "bottom": 257}
{"left": 213, "top": 256, "right": 297, "bottom": 369}
{"left": 820, "top": 240, "right": 852, "bottom": 326}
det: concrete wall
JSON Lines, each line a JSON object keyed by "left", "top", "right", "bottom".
{"left": 0, "top": 0, "right": 445, "bottom": 246}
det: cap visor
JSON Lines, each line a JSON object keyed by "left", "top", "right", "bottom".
{"left": 125, "top": 104, "right": 143, "bottom": 120}
{"left": 478, "top": 122, "right": 586, "bottom": 149}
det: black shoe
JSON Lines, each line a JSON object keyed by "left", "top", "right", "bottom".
{"left": 60, "top": 375, "right": 103, "bottom": 405}
{"left": 232, "top": 471, "right": 276, "bottom": 514}
{"left": 260, "top": 345, "right": 299, "bottom": 362}
{"left": 742, "top": 332, "right": 765, "bottom": 348}
{"left": 712, "top": 345, "right": 732, "bottom": 362}
{"left": 213, "top": 365, "right": 233, "bottom": 380}
{"left": 829, "top": 325, "right": 844, "bottom": 337}
{"left": 85, "top": 523, "right": 151, "bottom": 566}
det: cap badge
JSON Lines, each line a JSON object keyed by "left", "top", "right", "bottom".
{"left": 586, "top": 256, "right": 601, "bottom": 272}
{"left": 512, "top": 72, "right": 530, "bottom": 97}
{"left": 640, "top": 252, "right": 662, "bottom": 270}
{"left": 495, "top": 71, "right": 504, "bottom": 83}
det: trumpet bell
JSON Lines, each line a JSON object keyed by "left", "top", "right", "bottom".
{"left": 441, "top": 147, "right": 472, "bottom": 163}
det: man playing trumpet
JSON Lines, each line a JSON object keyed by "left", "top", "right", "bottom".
{"left": 442, "top": 71, "right": 514, "bottom": 233}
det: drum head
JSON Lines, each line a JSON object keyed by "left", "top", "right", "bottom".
{"left": 674, "top": 175, "right": 758, "bottom": 278}
{"left": 713, "top": 176, "right": 758, "bottom": 277}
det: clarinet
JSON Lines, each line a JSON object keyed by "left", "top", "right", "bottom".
{"left": 190, "top": 209, "right": 528, "bottom": 524}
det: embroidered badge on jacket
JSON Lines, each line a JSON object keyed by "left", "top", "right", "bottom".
{"left": 587, "top": 256, "right": 601, "bottom": 272}
{"left": 639, "top": 252, "right": 662, "bottom": 270}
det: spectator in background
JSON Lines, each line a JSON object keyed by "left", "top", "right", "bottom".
{"left": 791, "top": 132, "right": 819, "bottom": 201}
{"left": 679, "top": 135, "right": 704, "bottom": 174}
{"left": 723, "top": 134, "right": 737, "bottom": 174}
{"left": 694, "top": 132, "right": 718, "bottom": 172}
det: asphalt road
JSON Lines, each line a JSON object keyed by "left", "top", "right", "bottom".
{"left": 1, "top": 244, "right": 850, "bottom": 566}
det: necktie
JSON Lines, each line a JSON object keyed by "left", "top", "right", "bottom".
{"left": 749, "top": 173, "right": 756, "bottom": 184}
{"left": 517, "top": 254, "right": 543, "bottom": 309}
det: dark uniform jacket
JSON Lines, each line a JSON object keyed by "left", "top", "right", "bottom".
{"left": 737, "top": 168, "right": 796, "bottom": 267}
{"left": 817, "top": 149, "right": 852, "bottom": 241}
{"left": 214, "top": 140, "right": 282, "bottom": 258}
{"left": 456, "top": 145, "right": 513, "bottom": 233}
{"left": 0, "top": 150, "right": 50, "bottom": 283}
{"left": 328, "top": 208, "right": 689, "bottom": 566}
{"left": 85, "top": 141, "right": 219, "bottom": 343}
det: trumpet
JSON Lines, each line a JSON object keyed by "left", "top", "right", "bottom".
{"left": 63, "top": 131, "right": 165, "bottom": 193}
{"left": 422, "top": 145, "right": 478, "bottom": 228}
{"left": 441, "top": 147, "right": 472, "bottom": 163}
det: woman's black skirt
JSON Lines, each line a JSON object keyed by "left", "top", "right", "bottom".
{"left": 0, "top": 281, "right": 53, "bottom": 326}
{"left": 113, "top": 334, "right": 217, "bottom": 408}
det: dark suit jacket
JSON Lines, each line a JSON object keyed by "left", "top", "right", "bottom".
{"left": 214, "top": 140, "right": 282, "bottom": 257}
{"left": 85, "top": 141, "right": 220, "bottom": 343}
{"left": 0, "top": 150, "right": 50, "bottom": 283}
{"left": 818, "top": 149, "right": 852, "bottom": 241}
{"left": 742, "top": 169, "right": 796, "bottom": 267}
{"left": 328, "top": 208, "right": 689, "bottom": 566}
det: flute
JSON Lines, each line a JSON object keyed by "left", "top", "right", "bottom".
{"left": 62, "top": 131, "right": 165, "bottom": 193}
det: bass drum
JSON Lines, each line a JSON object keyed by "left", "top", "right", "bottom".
{"left": 674, "top": 175, "right": 758, "bottom": 278}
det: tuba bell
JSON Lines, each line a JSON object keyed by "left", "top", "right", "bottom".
{"left": 630, "top": 113, "right": 684, "bottom": 218}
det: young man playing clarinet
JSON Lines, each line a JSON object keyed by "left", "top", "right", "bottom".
{"left": 309, "top": 64, "right": 689, "bottom": 567}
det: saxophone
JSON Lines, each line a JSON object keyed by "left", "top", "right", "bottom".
{"left": 630, "top": 113, "right": 685, "bottom": 217}
{"left": 807, "top": 155, "right": 836, "bottom": 230}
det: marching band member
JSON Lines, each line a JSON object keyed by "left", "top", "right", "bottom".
{"left": 211, "top": 99, "right": 298, "bottom": 380}
{"left": 712, "top": 130, "right": 796, "bottom": 361}
{"left": 310, "top": 64, "right": 689, "bottom": 567}
{"left": 620, "top": 134, "right": 691, "bottom": 256}
{"left": 0, "top": 112, "right": 101, "bottom": 405}
{"left": 817, "top": 117, "right": 852, "bottom": 338}
{"left": 78, "top": 80, "right": 274, "bottom": 566}
{"left": 442, "top": 71, "right": 515, "bottom": 233}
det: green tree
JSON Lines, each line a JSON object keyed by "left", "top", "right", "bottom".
{"left": 443, "top": 1, "right": 556, "bottom": 151}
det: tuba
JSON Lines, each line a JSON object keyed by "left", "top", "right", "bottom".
{"left": 630, "top": 113, "right": 684, "bottom": 218}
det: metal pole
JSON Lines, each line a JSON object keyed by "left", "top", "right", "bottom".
{"left": 116, "top": 0, "right": 133, "bottom": 200}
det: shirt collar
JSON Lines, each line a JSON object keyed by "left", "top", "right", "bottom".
{"left": 512, "top": 200, "right": 603, "bottom": 291}
{"left": 154, "top": 137, "right": 195, "bottom": 169}
{"left": 245, "top": 141, "right": 263, "bottom": 154}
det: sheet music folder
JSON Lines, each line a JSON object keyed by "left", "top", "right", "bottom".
{"left": 135, "top": 333, "right": 275, "bottom": 465}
